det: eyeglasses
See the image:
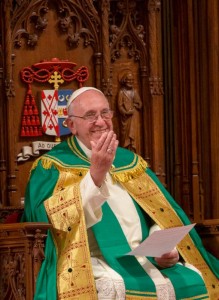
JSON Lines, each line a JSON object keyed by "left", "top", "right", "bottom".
{"left": 68, "top": 109, "right": 114, "bottom": 123}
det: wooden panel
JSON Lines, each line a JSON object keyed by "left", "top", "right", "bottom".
{"left": 0, "top": 0, "right": 165, "bottom": 208}
{"left": 162, "top": 0, "right": 219, "bottom": 249}
{"left": 0, "top": 223, "right": 51, "bottom": 300}
{"left": 0, "top": 0, "right": 218, "bottom": 227}
{"left": 207, "top": 0, "right": 219, "bottom": 218}
{"left": 0, "top": 1, "right": 99, "bottom": 208}
{"left": 163, "top": 0, "right": 219, "bottom": 221}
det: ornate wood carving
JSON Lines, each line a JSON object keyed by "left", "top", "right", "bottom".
{"left": 0, "top": 0, "right": 102, "bottom": 206}
{"left": 0, "top": 7, "right": 7, "bottom": 208}
{"left": 0, "top": 1, "right": 164, "bottom": 216}
{"left": 3, "top": 0, "right": 17, "bottom": 207}
{"left": 109, "top": 0, "right": 146, "bottom": 63}
{"left": 13, "top": 2, "right": 49, "bottom": 48}
{"left": 0, "top": 0, "right": 219, "bottom": 289}
{"left": 101, "top": 0, "right": 111, "bottom": 96}
{"left": 32, "top": 228, "right": 48, "bottom": 292}
{"left": 12, "top": 0, "right": 100, "bottom": 49}
{"left": 147, "top": 0, "right": 165, "bottom": 182}
{"left": 1, "top": 251, "right": 26, "bottom": 299}
{"left": 0, "top": 223, "right": 51, "bottom": 300}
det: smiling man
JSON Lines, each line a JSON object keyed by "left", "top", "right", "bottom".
{"left": 22, "top": 87, "right": 219, "bottom": 299}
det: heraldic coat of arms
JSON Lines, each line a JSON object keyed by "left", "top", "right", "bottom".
{"left": 18, "top": 58, "right": 89, "bottom": 161}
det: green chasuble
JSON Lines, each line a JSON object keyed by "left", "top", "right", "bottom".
{"left": 22, "top": 136, "right": 219, "bottom": 299}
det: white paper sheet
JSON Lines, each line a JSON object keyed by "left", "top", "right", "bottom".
{"left": 126, "top": 223, "right": 196, "bottom": 257}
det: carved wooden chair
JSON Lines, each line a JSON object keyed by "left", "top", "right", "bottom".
{"left": 0, "top": 219, "right": 51, "bottom": 300}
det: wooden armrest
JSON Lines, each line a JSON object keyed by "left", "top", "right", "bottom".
{"left": 0, "top": 221, "right": 51, "bottom": 233}
{"left": 196, "top": 220, "right": 219, "bottom": 259}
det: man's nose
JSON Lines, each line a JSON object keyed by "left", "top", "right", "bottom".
{"left": 94, "top": 114, "right": 106, "bottom": 124}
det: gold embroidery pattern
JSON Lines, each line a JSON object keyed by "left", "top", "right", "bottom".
{"left": 121, "top": 172, "right": 219, "bottom": 298}
{"left": 38, "top": 139, "right": 218, "bottom": 298}
{"left": 44, "top": 169, "right": 97, "bottom": 300}
{"left": 111, "top": 156, "right": 147, "bottom": 182}
{"left": 182, "top": 295, "right": 209, "bottom": 300}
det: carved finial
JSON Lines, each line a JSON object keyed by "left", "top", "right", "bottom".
{"left": 148, "top": 0, "right": 161, "bottom": 12}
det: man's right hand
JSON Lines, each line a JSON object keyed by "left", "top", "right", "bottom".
{"left": 90, "top": 130, "right": 119, "bottom": 187}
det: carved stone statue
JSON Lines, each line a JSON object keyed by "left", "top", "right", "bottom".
{"left": 117, "top": 70, "right": 142, "bottom": 153}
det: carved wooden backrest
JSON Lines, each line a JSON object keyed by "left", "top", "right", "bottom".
{"left": 0, "top": 0, "right": 164, "bottom": 211}
{"left": 0, "top": 2, "right": 164, "bottom": 298}
{"left": 1, "top": 0, "right": 219, "bottom": 297}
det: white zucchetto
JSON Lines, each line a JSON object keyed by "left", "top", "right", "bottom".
{"left": 67, "top": 87, "right": 104, "bottom": 109}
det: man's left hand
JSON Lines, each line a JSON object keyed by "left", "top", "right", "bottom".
{"left": 155, "top": 248, "right": 179, "bottom": 268}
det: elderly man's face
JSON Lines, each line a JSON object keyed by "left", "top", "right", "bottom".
{"left": 67, "top": 90, "right": 113, "bottom": 149}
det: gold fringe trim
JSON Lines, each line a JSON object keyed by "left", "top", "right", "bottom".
{"left": 31, "top": 154, "right": 147, "bottom": 184}
{"left": 31, "top": 158, "right": 41, "bottom": 171}
{"left": 31, "top": 157, "right": 54, "bottom": 171}
{"left": 31, "top": 156, "right": 89, "bottom": 182}
{"left": 111, "top": 157, "right": 147, "bottom": 183}
{"left": 41, "top": 157, "right": 54, "bottom": 169}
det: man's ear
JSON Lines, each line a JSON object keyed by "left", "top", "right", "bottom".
{"left": 66, "top": 118, "right": 77, "bottom": 135}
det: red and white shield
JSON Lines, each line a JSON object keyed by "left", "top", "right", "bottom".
{"left": 41, "top": 90, "right": 72, "bottom": 137}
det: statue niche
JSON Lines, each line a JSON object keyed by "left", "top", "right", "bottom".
{"left": 117, "top": 69, "right": 142, "bottom": 154}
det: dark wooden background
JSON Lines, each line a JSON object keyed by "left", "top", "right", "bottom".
{"left": 0, "top": 0, "right": 219, "bottom": 254}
